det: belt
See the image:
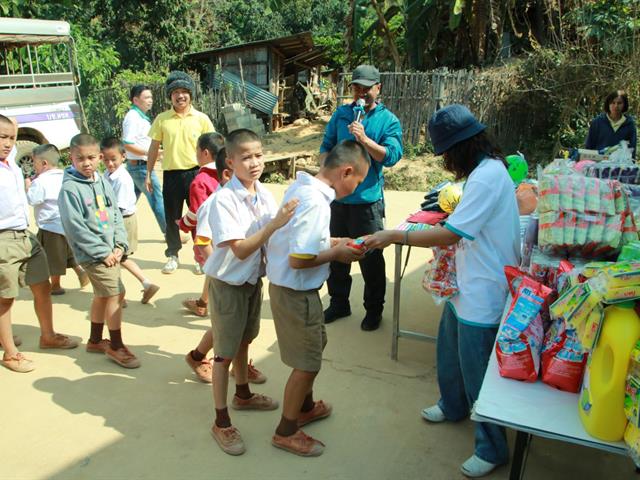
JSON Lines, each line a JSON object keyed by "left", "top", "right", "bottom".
{"left": 122, "top": 213, "right": 135, "bottom": 218}
{"left": 0, "top": 229, "right": 28, "bottom": 238}
{"left": 127, "top": 159, "right": 147, "bottom": 166}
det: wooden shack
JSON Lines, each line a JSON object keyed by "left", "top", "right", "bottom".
{"left": 187, "top": 31, "right": 326, "bottom": 120}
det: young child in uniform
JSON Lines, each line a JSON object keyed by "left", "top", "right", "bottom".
{"left": 204, "top": 128, "right": 298, "bottom": 455}
{"left": 365, "top": 105, "right": 521, "bottom": 478}
{"left": 267, "top": 140, "right": 368, "bottom": 456}
{"left": 59, "top": 133, "right": 139, "bottom": 369}
{"left": 26, "top": 144, "right": 89, "bottom": 294}
{"left": 101, "top": 137, "right": 159, "bottom": 304}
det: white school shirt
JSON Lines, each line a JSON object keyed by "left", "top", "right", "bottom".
{"left": 444, "top": 158, "right": 521, "bottom": 327}
{"left": 104, "top": 165, "right": 137, "bottom": 216}
{"left": 26, "top": 168, "right": 65, "bottom": 234}
{"left": 267, "top": 172, "right": 335, "bottom": 291}
{"left": 122, "top": 107, "right": 152, "bottom": 161}
{"left": 0, "top": 147, "right": 29, "bottom": 230}
{"left": 195, "top": 192, "right": 216, "bottom": 240}
{"left": 203, "top": 175, "right": 278, "bottom": 285}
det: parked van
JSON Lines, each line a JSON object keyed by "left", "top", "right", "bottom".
{"left": 0, "top": 17, "right": 85, "bottom": 175}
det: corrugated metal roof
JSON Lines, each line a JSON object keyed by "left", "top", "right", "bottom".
{"left": 213, "top": 71, "right": 278, "bottom": 115}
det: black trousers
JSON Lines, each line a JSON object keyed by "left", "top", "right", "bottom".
{"left": 327, "top": 199, "right": 386, "bottom": 315}
{"left": 162, "top": 167, "right": 198, "bottom": 258}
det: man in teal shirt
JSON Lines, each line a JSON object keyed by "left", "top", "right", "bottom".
{"left": 319, "top": 65, "right": 403, "bottom": 331}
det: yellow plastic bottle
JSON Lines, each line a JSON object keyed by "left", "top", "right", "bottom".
{"left": 579, "top": 302, "right": 640, "bottom": 441}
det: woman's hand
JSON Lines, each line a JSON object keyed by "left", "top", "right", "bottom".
{"left": 364, "top": 230, "right": 399, "bottom": 250}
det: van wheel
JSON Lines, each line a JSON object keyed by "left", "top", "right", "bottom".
{"left": 15, "top": 140, "right": 39, "bottom": 177}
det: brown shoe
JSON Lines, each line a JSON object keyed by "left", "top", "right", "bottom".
{"left": 51, "top": 288, "right": 66, "bottom": 295}
{"left": 211, "top": 424, "right": 245, "bottom": 455}
{"left": 230, "top": 360, "right": 267, "bottom": 384}
{"left": 39, "top": 333, "right": 79, "bottom": 349}
{"left": 298, "top": 400, "right": 333, "bottom": 427}
{"left": 185, "top": 352, "right": 212, "bottom": 383}
{"left": 78, "top": 271, "right": 90, "bottom": 288}
{"left": 86, "top": 339, "right": 111, "bottom": 354}
{"left": 106, "top": 346, "right": 140, "bottom": 369}
{"left": 2, "top": 352, "right": 35, "bottom": 373}
{"left": 141, "top": 284, "right": 160, "bottom": 304}
{"left": 182, "top": 298, "right": 207, "bottom": 317}
{"left": 231, "top": 393, "right": 279, "bottom": 411}
{"left": 272, "top": 429, "right": 324, "bottom": 457}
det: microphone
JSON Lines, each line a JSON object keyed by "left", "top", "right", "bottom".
{"left": 354, "top": 98, "right": 366, "bottom": 123}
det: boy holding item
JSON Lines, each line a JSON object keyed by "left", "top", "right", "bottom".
{"left": 26, "top": 144, "right": 89, "bottom": 295}
{"left": 204, "top": 129, "right": 298, "bottom": 455}
{"left": 101, "top": 137, "right": 159, "bottom": 304}
{"left": 59, "top": 133, "right": 139, "bottom": 369}
{"left": 0, "top": 115, "right": 78, "bottom": 373}
{"left": 267, "top": 140, "right": 369, "bottom": 456}
{"left": 184, "top": 152, "right": 266, "bottom": 385}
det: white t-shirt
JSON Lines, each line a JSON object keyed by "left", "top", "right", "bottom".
{"left": 444, "top": 158, "right": 521, "bottom": 327}
{"left": 0, "top": 146, "right": 29, "bottom": 230}
{"left": 104, "top": 165, "right": 137, "bottom": 216}
{"left": 203, "top": 175, "right": 278, "bottom": 285}
{"left": 122, "top": 107, "right": 152, "bottom": 161}
{"left": 26, "top": 168, "right": 65, "bottom": 234}
{"left": 196, "top": 192, "right": 216, "bottom": 240}
{"left": 267, "top": 172, "right": 335, "bottom": 291}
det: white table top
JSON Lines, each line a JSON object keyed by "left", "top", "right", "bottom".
{"left": 471, "top": 299, "right": 627, "bottom": 455}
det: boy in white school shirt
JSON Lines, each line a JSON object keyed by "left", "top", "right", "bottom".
{"left": 26, "top": 144, "right": 90, "bottom": 295}
{"left": 267, "top": 140, "right": 369, "bottom": 457}
{"left": 0, "top": 115, "right": 78, "bottom": 373}
{"left": 101, "top": 137, "right": 159, "bottom": 304}
{"left": 204, "top": 129, "right": 298, "bottom": 455}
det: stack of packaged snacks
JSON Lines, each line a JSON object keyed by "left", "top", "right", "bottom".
{"left": 496, "top": 270, "right": 553, "bottom": 382}
{"left": 541, "top": 319, "right": 589, "bottom": 393}
{"left": 538, "top": 173, "right": 638, "bottom": 257}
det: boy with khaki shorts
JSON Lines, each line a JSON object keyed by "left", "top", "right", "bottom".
{"left": 204, "top": 129, "right": 298, "bottom": 455}
{"left": 0, "top": 115, "right": 78, "bottom": 373}
{"left": 59, "top": 134, "right": 139, "bottom": 369}
{"left": 101, "top": 137, "right": 159, "bottom": 304}
{"left": 26, "top": 144, "right": 89, "bottom": 295}
{"left": 266, "top": 140, "right": 369, "bottom": 456}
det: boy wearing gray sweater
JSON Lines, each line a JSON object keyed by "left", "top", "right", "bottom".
{"left": 59, "top": 134, "right": 139, "bottom": 369}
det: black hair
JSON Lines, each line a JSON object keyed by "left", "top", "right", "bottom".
{"left": 70, "top": 133, "right": 99, "bottom": 149}
{"left": 323, "top": 140, "right": 369, "bottom": 174}
{"left": 442, "top": 130, "right": 505, "bottom": 180}
{"left": 0, "top": 114, "right": 13, "bottom": 127}
{"left": 197, "top": 132, "right": 225, "bottom": 159}
{"left": 99, "top": 136, "right": 126, "bottom": 155}
{"left": 31, "top": 144, "right": 60, "bottom": 165}
{"left": 130, "top": 84, "right": 152, "bottom": 102}
{"left": 603, "top": 90, "right": 629, "bottom": 114}
{"left": 225, "top": 129, "right": 261, "bottom": 155}
{"left": 215, "top": 147, "right": 229, "bottom": 173}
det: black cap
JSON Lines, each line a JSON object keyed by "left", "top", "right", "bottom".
{"left": 350, "top": 65, "right": 380, "bottom": 87}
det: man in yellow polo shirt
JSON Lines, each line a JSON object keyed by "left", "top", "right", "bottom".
{"left": 146, "top": 71, "right": 215, "bottom": 274}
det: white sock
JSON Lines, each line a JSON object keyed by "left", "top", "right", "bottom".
{"left": 142, "top": 279, "right": 152, "bottom": 289}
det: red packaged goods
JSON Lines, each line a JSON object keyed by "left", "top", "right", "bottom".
{"left": 422, "top": 245, "right": 458, "bottom": 304}
{"left": 541, "top": 319, "right": 588, "bottom": 393}
{"left": 496, "top": 272, "right": 553, "bottom": 382}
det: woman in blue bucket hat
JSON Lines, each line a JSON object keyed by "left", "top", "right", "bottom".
{"left": 365, "top": 104, "right": 520, "bottom": 478}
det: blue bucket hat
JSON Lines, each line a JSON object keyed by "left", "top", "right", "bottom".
{"left": 428, "top": 104, "right": 486, "bottom": 155}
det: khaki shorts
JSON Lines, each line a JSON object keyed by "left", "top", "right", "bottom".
{"left": 37, "top": 229, "right": 78, "bottom": 276}
{"left": 269, "top": 283, "right": 327, "bottom": 372}
{"left": 0, "top": 230, "right": 50, "bottom": 298}
{"left": 82, "top": 262, "right": 125, "bottom": 298}
{"left": 209, "top": 277, "right": 262, "bottom": 359}
{"left": 123, "top": 214, "right": 138, "bottom": 255}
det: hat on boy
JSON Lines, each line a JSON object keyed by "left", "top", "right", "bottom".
{"left": 349, "top": 65, "right": 381, "bottom": 87}
{"left": 165, "top": 70, "right": 195, "bottom": 98}
{"left": 428, "top": 104, "right": 486, "bottom": 155}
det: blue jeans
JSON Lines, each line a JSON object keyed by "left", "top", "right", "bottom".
{"left": 127, "top": 163, "right": 166, "bottom": 234}
{"left": 436, "top": 303, "right": 509, "bottom": 465}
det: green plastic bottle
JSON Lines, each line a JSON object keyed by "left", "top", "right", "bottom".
{"left": 579, "top": 302, "right": 640, "bottom": 441}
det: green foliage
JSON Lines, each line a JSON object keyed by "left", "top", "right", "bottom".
{"left": 72, "top": 25, "right": 120, "bottom": 96}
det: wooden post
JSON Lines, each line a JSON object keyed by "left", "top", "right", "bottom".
{"left": 238, "top": 57, "right": 248, "bottom": 107}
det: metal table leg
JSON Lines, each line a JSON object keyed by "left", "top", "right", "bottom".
{"left": 391, "top": 243, "right": 402, "bottom": 360}
{"left": 509, "top": 430, "right": 532, "bottom": 480}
